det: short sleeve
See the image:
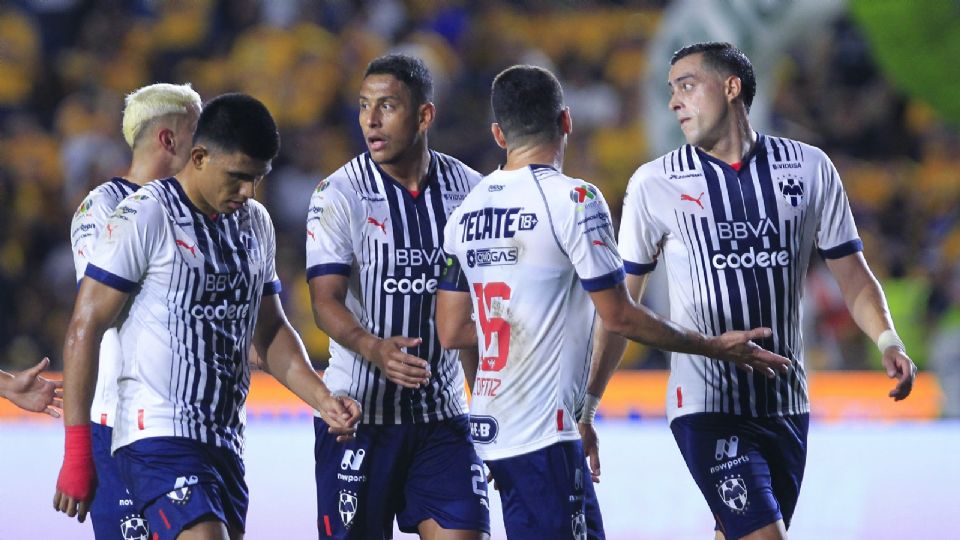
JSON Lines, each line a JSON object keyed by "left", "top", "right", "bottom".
{"left": 815, "top": 156, "right": 862, "bottom": 259}
{"left": 257, "top": 205, "right": 282, "bottom": 295}
{"left": 560, "top": 182, "right": 624, "bottom": 292}
{"left": 618, "top": 170, "right": 668, "bottom": 275}
{"left": 85, "top": 195, "right": 163, "bottom": 292}
{"left": 70, "top": 190, "right": 116, "bottom": 284}
{"left": 305, "top": 179, "right": 356, "bottom": 280}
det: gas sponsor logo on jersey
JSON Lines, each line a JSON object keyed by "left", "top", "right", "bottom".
{"left": 469, "top": 415, "right": 499, "bottom": 444}
{"left": 711, "top": 217, "right": 790, "bottom": 270}
{"left": 465, "top": 247, "right": 518, "bottom": 268}
{"left": 458, "top": 208, "right": 538, "bottom": 242}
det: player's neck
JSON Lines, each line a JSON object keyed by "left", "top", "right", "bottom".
{"left": 502, "top": 141, "right": 564, "bottom": 172}
{"left": 699, "top": 115, "right": 756, "bottom": 165}
{"left": 177, "top": 171, "right": 217, "bottom": 217}
{"left": 377, "top": 144, "right": 430, "bottom": 191}
{"left": 126, "top": 151, "right": 174, "bottom": 186}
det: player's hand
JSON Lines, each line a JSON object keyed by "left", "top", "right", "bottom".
{"left": 320, "top": 394, "right": 362, "bottom": 443}
{"left": 882, "top": 346, "right": 917, "bottom": 401}
{"left": 711, "top": 328, "right": 792, "bottom": 378}
{"left": 578, "top": 422, "right": 601, "bottom": 483}
{"left": 53, "top": 424, "right": 96, "bottom": 522}
{"left": 371, "top": 337, "right": 431, "bottom": 388}
{"left": 5, "top": 357, "right": 63, "bottom": 417}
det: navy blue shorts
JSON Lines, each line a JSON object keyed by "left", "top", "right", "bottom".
{"left": 486, "top": 440, "right": 605, "bottom": 540}
{"left": 114, "top": 437, "right": 248, "bottom": 540}
{"left": 90, "top": 423, "right": 149, "bottom": 540}
{"left": 314, "top": 415, "right": 489, "bottom": 539}
{"left": 670, "top": 413, "right": 809, "bottom": 539}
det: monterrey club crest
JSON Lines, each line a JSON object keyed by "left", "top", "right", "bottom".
{"left": 717, "top": 475, "right": 749, "bottom": 513}
{"left": 778, "top": 175, "right": 804, "bottom": 207}
{"left": 339, "top": 489, "right": 358, "bottom": 529}
{"left": 120, "top": 514, "right": 149, "bottom": 540}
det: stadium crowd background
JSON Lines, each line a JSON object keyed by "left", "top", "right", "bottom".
{"left": 0, "top": 0, "right": 957, "bottom": 414}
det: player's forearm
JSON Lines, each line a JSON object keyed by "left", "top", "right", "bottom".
{"left": 261, "top": 323, "right": 332, "bottom": 408}
{"left": 0, "top": 371, "right": 13, "bottom": 399}
{"left": 614, "top": 305, "right": 714, "bottom": 357}
{"left": 828, "top": 254, "right": 898, "bottom": 343}
{"left": 311, "top": 298, "right": 381, "bottom": 362}
{"left": 586, "top": 322, "right": 629, "bottom": 397}
{"left": 459, "top": 347, "right": 479, "bottom": 392}
{"left": 61, "top": 325, "right": 103, "bottom": 427}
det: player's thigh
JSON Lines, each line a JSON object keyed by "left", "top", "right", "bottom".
{"left": 670, "top": 413, "right": 783, "bottom": 540}
{"left": 314, "top": 419, "right": 401, "bottom": 539}
{"left": 91, "top": 423, "right": 150, "bottom": 540}
{"left": 717, "top": 519, "right": 787, "bottom": 540}
{"left": 175, "top": 517, "right": 230, "bottom": 540}
{"left": 114, "top": 437, "right": 247, "bottom": 540}
{"left": 486, "top": 440, "right": 590, "bottom": 540}
{"left": 763, "top": 414, "right": 809, "bottom": 528}
{"left": 399, "top": 416, "right": 490, "bottom": 535}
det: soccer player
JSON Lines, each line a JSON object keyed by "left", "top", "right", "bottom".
{"left": 306, "top": 54, "right": 490, "bottom": 539}
{"left": 53, "top": 93, "right": 361, "bottom": 540}
{"left": 592, "top": 42, "right": 918, "bottom": 540}
{"left": 0, "top": 357, "right": 62, "bottom": 417}
{"left": 68, "top": 81, "right": 201, "bottom": 540}
{"left": 436, "top": 64, "right": 791, "bottom": 540}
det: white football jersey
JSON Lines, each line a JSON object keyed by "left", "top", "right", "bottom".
{"left": 306, "top": 151, "right": 479, "bottom": 425}
{"left": 443, "top": 165, "right": 624, "bottom": 461}
{"left": 71, "top": 177, "right": 140, "bottom": 428}
{"left": 619, "top": 134, "right": 861, "bottom": 422}
{"left": 86, "top": 178, "right": 280, "bottom": 455}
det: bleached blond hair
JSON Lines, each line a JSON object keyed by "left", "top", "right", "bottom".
{"left": 122, "top": 83, "right": 202, "bottom": 149}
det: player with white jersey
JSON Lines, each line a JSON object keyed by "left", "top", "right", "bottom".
{"left": 67, "top": 82, "right": 200, "bottom": 540}
{"left": 592, "top": 42, "right": 918, "bottom": 540}
{"left": 437, "top": 65, "right": 792, "bottom": 540}
{"left": 306, "top": 54, "right": 489, "bottom": 540}
{"left": 54, "top": 93, "right": 360, "bottom": 540}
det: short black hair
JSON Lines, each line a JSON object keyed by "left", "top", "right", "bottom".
{"left": 671, "top": 42, "right": 756, "bottom": 112}
{"left": 193, "top": 93, "right": 280, "bottom": 162}
{"left": 491, "top": 65, "right": 564, "bottom": 145}
{"left": 364, "top": 54, "right": 434, "bottom": 105}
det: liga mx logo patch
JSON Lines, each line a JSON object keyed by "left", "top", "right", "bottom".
{"left": 570, "top": 184, "right": 597, "bottom": 204}
{"left": 778, "top": 175, "right": 804, "bottom": 207}
{"left": 717, "top": 475, "right": 749, "bottom": 513}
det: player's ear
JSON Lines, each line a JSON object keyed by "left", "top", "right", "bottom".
{"left": 190, "top": 145, "right": 208, "bottom": 169}
{"left": 418, "top": 102, "right": 435, "bottom": 132}
{"left": 725, "top": 75, "right": 742, "bottom": 105}
{"left": 560, "top": 107, "right": 572, "bottom": 136}
{"left": 491, "top": 123, "right": 507, "bottom": 149}
{"left": 158, "top": 128, "right": 176, "bottom": 153}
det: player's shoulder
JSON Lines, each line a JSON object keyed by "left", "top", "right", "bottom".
{"left": 312, "top": 154, "right": 371, "bottom": 202}
{"left": 432, "top": 150, "right": 484, "bottom": 187}
{"left": 761, "top": 134, "right": 830, "bottom": 166}
{"left": 633, "top": 145, "right": 700, "bottom": 185}
{"left": 74, "top": 177, "right": 139, "bottom": 217}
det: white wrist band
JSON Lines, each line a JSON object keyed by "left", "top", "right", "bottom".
{"left": 581, "top": 394, "right": 601, "bottom": 425}
{"left": 877, "top": 329, "right": 905, "bottom": 353}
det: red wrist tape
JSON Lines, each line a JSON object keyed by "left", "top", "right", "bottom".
{"left": 56, "top": 424, "right": 95, "bottom": 501}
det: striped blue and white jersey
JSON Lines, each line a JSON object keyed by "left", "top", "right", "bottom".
{"left": 306, "top": 151, "right": 480, "bottom": 425}
{"left": 71, "top": 177, "right": 140, "bottom": 429}
{"left": 619, "top": 134, "right": 861, "bottom": 422}
{"left": 85, "top": 177, "right": 281, "bottom": 455}
{"left": 442, "top": 165, "right": 624, "bottom": 461}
